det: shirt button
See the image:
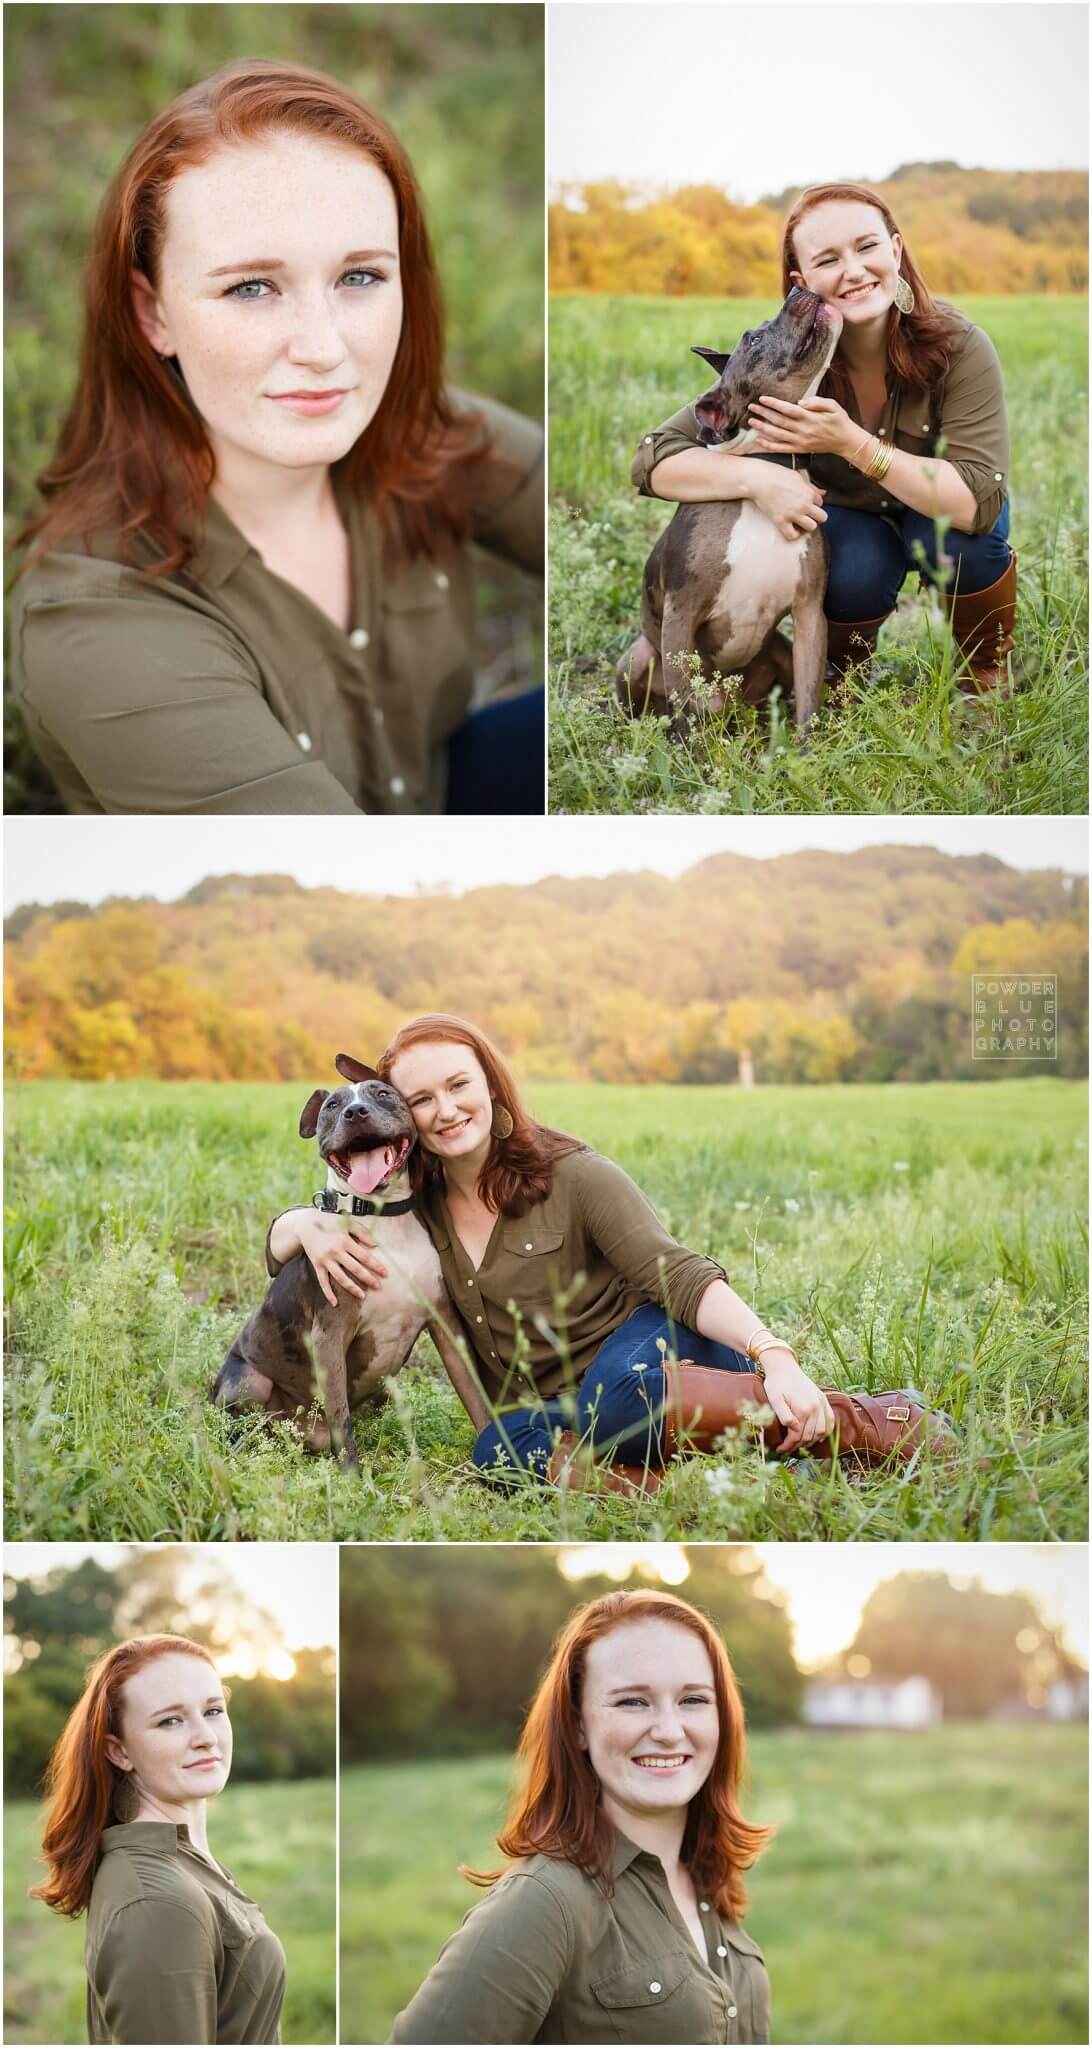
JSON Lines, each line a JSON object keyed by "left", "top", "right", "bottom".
{"left": 644, "top": 435, "right": 653, "bottom": 444}
{"left": 994, "top": 472, "right": 1003, "bottom": 482}
{"left": 880, "top": 500, "right": 889, "bottom": 509}
{"left": 349, "top": 627, "right": 369, "bottom": 650}
{"left": 390, "top": 777, "right": 406, "bottom": 797}
{"left": 717, "top": 1944, "right": 728, "bottom": 1957}
{"left": 524, "top": 1241, "right": 534, "bottom": 1251}
{"left": 699, "top": 1902, "right": 710, "bottom": 1912}
{"left": 649, "top": 1983, "right": 662, "bottom": 1996}
{"left": 475, "top": 1315, "right": 483, "bottom": 1324}
{"left": 877, "top": 427, "right": 885, "bottom": 436}
{"left": 727, "top": 2005, "right": 738, "bottom": 2019}
{"left": 467, "top": 1279, "right": 475, "bottom": 1288}
{"left": 296, "top": 732, "right": 312, "bottom": 752}
{"left": 434, "top": 571, "right": 450, "bottom": 591}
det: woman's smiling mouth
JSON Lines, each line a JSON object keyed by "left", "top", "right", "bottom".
{"left": 632, "top": 1753, "right": 692, "bottom": 1771}
{"left": 437, "top": 1117, "right": 472, "bottom": 1137}
{"left": 841, "top": 282, "right": 879, "bottom": 302}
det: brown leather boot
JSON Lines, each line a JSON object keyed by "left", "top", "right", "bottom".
{"left": 942, "top": 551, "right": 1017, "bottom": 696}
{"left": 547, "top": 1430, "right": 663, "bottom": 1497}
{"left": 825, "top": 614, "right": 890, "bottom": 683}
{"left": 661, "top": 1364, "right": 956, "bottom": 1467}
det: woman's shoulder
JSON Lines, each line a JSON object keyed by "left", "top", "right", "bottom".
{"left": 88, "top": 1830, "right": 214, "bottom": 1929}
{"left": 926, "top": 302, "right": 1003, "bottom": 375}
{"left": 495, "top": 1851, "right": 598, "bottom": 1924}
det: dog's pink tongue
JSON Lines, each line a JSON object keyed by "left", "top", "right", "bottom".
{"left": 347, "top": 1146, "right": 393, "bottom": 1195}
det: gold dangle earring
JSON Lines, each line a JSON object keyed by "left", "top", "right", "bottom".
{"left": 491, "top": 1103, "right": 514, "bottom": 1139}
{"left": 894, "top": 274, "right": 915, "bottom": 314}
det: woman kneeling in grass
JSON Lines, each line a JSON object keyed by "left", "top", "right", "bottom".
{"left": 634, "top": 182, "right": 1015, "bottom": 695}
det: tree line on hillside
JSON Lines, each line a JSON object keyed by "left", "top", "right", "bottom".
{"left": 4, "top": 855, "right": 1086, "bottom": 1085}
{"left": 4, "top": 1555, "right": 334, "bottom": 1800}
{"left": 339, "top": 1549, "right": 1086, "bottom": 1761}
{"left": 550, "top": 166, "right": 1089, "bottom": 295}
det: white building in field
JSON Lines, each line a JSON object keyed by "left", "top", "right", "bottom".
{"left": 803, "top": 1675, "right": 942, "bottom": 1730}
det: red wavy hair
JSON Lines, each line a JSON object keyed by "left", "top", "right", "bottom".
{"left": 782, "top": 182, "right": 965, "bottom": 405}
{"left": 17, "top": 59, "right": 491, "bottom": 579}
{"left": 378, "top": 1013, "right": 582, "bottom": 1218}
{"left": 464, "top": 1590, "right": 773, "bottom": 1922}
{"left": 31, "top": 1634, "right": 223, "bottom": 1918}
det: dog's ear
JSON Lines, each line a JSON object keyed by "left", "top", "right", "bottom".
{"left": 335, "top": 1052, "right": 381, "bottom": 1085}
{"left": 691, "top": 344, "right": 730, "bottom": 377}
{"left": 299, "top": 1088, "right": 328, "bottom": 1139}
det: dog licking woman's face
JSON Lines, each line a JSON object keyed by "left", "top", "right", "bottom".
{"left": 789, "top": 198, "right": 904, "bottom": 331}
{"left": 104, "top": 1653, "right": 232, "bottom": 1821}
{"left": 130, "top": 132, "right": 404, "bottom": 498}
{"left": 387, "top": 1040, "right": 496, "bottom": 1176}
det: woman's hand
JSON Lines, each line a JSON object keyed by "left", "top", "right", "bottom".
{"left": 745, "top": 461, "right": 829, "bottom": 541}
{"left": 748, "top": 394, "right": 857, "bottom": 461}
{"left": 758, "top": 1346, "right": 837, "bottom": 1454}
{"left": 291, "top": 1211, "right": 388, "bottom": 1308}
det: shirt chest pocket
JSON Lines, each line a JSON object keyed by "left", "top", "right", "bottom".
{"left": 380, "top": 557, "right": 473, "bottom": 744}
{"left": 897, "top": 406, "right": 939, "bottom": 451}
{"left": 591, "top": 1953, "right": 718, "bottom": 2044}
{"left": 217, "top": 1900, "right": 258, "bottom": 1963}
{"left": 501, "top": 1226, "right": 566, "bottom": 1310}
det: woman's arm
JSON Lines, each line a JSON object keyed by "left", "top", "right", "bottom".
{"left": 92, "top": 1899, "right": 218, "bottom": 2044}
{"left": 13, "top": 583, "right": 364, "bottom": 814}
{"left": 632, "top": 402, "right": 828, "bottom": 540}
{"left": 747, "top": 395, "right": 980, "bottom": 529}
{"left": 693, "top": 1278, "right": 836, "bottom": 1451}
{"left": 267, "top": 1208, "right": 388, "bottom": 1304}
{"left": 389, "top": 1871, "right": 572, "bottom": 2045}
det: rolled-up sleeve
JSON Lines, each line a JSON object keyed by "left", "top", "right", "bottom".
{"left": 574, "top": 1151, "right": 727, "bottom": 1323}
{"left": 631, "top": 401, "right": 705, "bottom": 497}
{"left": 389, "top": 1871, "right": 572, "bottom": 2044}
{"left": 936, "top": 325, "right": 1009, "bottom": 535}
{"left": 93, "top": 1898, "right": 218, "bottom": 2044}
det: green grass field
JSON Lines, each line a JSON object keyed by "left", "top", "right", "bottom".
{"left": 4, "top": 1078, "right": 1086, "bottom": 1543}
{"left": 341, "top": 1725, "right": 1089, "bottom": 2045}
{"left": 3, "top": 1777, "right": 335, "bottom": 2044}
{"left": 548, "top": 294, "right": 1088, "bottom": 814}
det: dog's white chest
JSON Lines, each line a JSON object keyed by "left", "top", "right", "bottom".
{"left": 707, "top": 500, "right": 807, "bottom": 655}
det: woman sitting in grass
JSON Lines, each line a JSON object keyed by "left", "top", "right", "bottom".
{"left": 633, "top": 181, "right": 1015, "bottom": 696}
{"left": 268, "top": 1011, "right": 839, "bottom": 1492}
{"left": 388, "top": 1588, "right": 772, "bottom": 2044}
{"left": 33, "top": 1635, "right": 286, "bottom": 2044}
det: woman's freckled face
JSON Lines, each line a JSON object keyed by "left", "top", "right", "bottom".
{"left": 387, "top": 1042, "right": 495, "bottom": 1162}
{"left": 579, "top": 1620, "right": 720, "bottom": 1828}
{"left": 790, "top": 200, "right": 903, "bottom": 320}
{"left": 132, "top": 133, "right": 403, "bottom": 478}
{"left": 105, "top": 1654, "right": 232, "bottom": 1811}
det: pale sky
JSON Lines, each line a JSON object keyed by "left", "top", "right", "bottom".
{"left": 3, "top": 816, "right": 1086, "bottom": 913}
{"left": 560, "top": 1543, "right": 1090, "bottom": 1669}
{"left": 3, "top": 1544, "right": 338, "bottom": 1673}
{"left": 549, "top": 2, "right": 1089, "bottom": 202}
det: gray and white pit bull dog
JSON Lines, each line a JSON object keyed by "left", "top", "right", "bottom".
{"left": 212, "top": 1055, "right": 477, "bottom": 1473}
{"left": 617, "top": 286, "right": 844, "bottom": 732}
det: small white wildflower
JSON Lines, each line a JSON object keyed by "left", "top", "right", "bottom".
{"left": 734, "top": 1201, "right": 751, "bottom": 1211}
{"left": 784, "top": 1197, "right": 802, "bottom": 1212}
{"left": 893, "top": 1160, "right": 911, "bottom": 1172}
{"left": 704, "top": 1468, "right": 736, "bottom": 1498}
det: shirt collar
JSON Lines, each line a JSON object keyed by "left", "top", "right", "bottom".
{"left": 608, "top": 1827, "right": 657, "bottom": 1880}
{"left": 189, "top": 461, "right": 363, "bottom": 593}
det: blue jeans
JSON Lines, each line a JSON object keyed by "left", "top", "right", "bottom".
{"left": 823, "top": 497, "right": 1011, "bottom": 622}
{"left": 471, "top": 1303, "right": 753, "bottom": 1487}
{"left": 446, "top": 688, "right": 544, "bottom": 814}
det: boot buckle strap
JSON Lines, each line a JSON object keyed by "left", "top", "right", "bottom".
{"left": 885, "top": 1403, "right": 912, "bottom": 1421}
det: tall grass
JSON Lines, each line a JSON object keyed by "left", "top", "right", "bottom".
{"left": 3, "top": 1777, "right": 336, "bottom": 2044}
{"left": 5, "top": 1078, "right": 1086, "bottom": 1543}
{"left": 341, "top": 1726, "right": 1089, "bottom": 2045}
{"left": 548, "top": 294, "right": 1088, "bottom": 814}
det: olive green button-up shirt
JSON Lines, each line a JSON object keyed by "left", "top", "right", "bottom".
{"left": 85, "top": 1822, "right": 286, "bottom": 2045}
{"left": 389, "top": 1828, "right": 770, "bottom": 2045}
{"left": 10, "top": 392, "right": 542, "bottom": 816}
{"left": 419, "top": 1146, "right": 727, "bottom": 1407}
{"left": 633, "top": 307, "right": 1009, "bottom": 536}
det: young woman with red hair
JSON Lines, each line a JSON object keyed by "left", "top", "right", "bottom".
{"left": 633, "top": 182, "right": 1016, "bottom": 696}
{"left": 33, "top": 1634, "right": 286, "bottom": 2043}
{"left": 265, "top": 1012, "right": 839, "bottom": 1490}
{"left": 11, "top": 60, "right": 543, "bottom": 816}
{"left": 387, "top": 1589, "right": 772, "bottom": 2043}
